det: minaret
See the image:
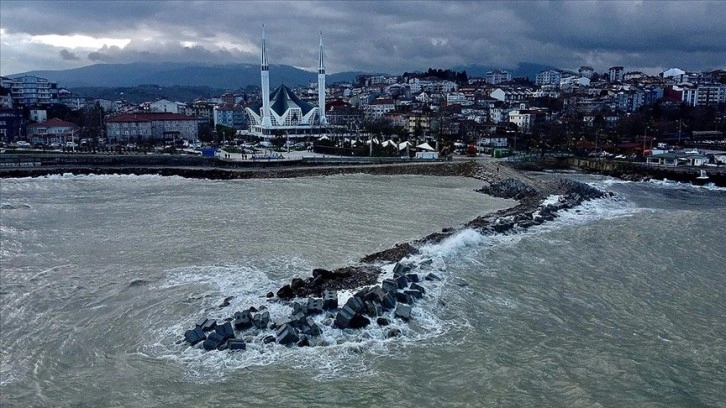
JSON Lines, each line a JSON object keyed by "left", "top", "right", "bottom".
{"left": 317, "top": 32, "right": 327, "bottom": 126}
{"left": 260, "top": 25, "right": 272, "bottom": 128}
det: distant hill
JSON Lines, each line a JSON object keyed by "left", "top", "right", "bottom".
{"left": 8, "top": 62, "right": 365, "bottom": 89}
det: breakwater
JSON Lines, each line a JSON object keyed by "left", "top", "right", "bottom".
{"left": 180, "top": 165, "right": 609, "bottom": 352}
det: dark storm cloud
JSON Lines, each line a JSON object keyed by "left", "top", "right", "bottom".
{"left": 1, "top": 0, "right": 725, "bottom": 76}
{"left": 59, "top": 49, "right": 80, "bottom": 61}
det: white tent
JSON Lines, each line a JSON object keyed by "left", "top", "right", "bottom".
{"left": 416, "top": 142, "right": 435, "bottom": 151}
{"left": 381, "top": 140, "right": 396, "bottom": 147}
{"left": 398, "top": 141, "right": 412, "bottom": 150}
{"left": 318, "top": 135, "right": 330, "bottom": 140}
{"left": 365, "top": 138, "right": 380, "bottom": 145}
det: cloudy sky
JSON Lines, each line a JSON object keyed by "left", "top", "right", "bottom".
{"left": 1, "top": 0, "right": 724, "bottom": 76}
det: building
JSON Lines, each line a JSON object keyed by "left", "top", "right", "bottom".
{"left": 578, "top": 66, "right": 594, "bottom": 79}
{"left": 535, "top": 70, "right": 563, "bottom": 86}
{"left": 26, "top": 118, "right": 78, "bottom": 145}
{"left": 213, "top": 105, "right": 247, "bottom": 130}
{"left": 484, "top": 70, "right": 512, "bottom": 85}
{"left": 4, "top": 75, "right": 58, "bottom": 106}
{"left": 608, "top": 66, "right": 624, "bottom": 82}
{"left": 246, "top": 28, "right": 327, "bottom": 139}
{"left": 106, "top": 112, "right": 198, "bottom": 144}
{"left": 0, "top": 108, "right": 25, "bottom": 142}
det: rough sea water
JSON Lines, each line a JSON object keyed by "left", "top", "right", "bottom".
{"left": 1, "top": 172, "right": 724, "bottom": 407}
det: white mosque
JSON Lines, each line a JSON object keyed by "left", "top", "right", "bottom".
{"left": 246, "top": 26, "right": 328, "bottom": 139}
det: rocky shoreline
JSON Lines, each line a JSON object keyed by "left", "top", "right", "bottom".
{"left": 179, "top": 161, "right": 611, "bottom": 351}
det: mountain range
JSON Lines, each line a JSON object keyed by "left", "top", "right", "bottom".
{"left": 7, "top": 62, "right": 556, "bottom": 90}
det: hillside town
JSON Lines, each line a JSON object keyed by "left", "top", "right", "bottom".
{"left": 1, "top": 64, "right": 725, "bottom": 166}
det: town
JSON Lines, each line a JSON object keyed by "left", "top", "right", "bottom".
{"left": 1, "top": 63, "right": 725, "bottom": 168}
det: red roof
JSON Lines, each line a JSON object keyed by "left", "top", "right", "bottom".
{"left": 27, "top": 118, "right": 77, "bottom": 128}
{"left": 107, "top": 112, "right": 196, "bottom": 122}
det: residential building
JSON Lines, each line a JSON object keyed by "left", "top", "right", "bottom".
{"left": 608, "top": 66, "right": 624, "bottom": 82}
{"left": 105, "top": 112, "right": 198, "bottom": 144}
{"left": 26, "top": 118, "right": 78, "bottom": 145}
{"left": 484, "top": 70, "right": 512, "bottom": 85}
{"left": 536, "top": 70, "right": 563, "bottom": 86}
{"left": 5, "top": 75, "right": 59, "bottom": 106}
{"left": 213, "top": 105, "right": 247, "bottom": 130}
{"left": 0, "top": 108, "right": 24, "bottom": 141}
{"left": 578, "top": 66, "right": 594, "bottom": 79}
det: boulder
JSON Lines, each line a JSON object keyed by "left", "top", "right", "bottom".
{"left": 376, "top": 317, "right": 390, "bottom": 326}
{"left": 387, "top": 328, "right": 402, "bottom": 338}
{"left": 290, "top": 277, "right": 305, "bottom": 290}
{"left": 276, "top": 324, "right": 300, "bottom": 345}
{"left": 227, "top": 339, "right": 247, "bottom": 350}
{"left": 322, "top": 290, "right": 338, "bottom": 310}
{"left": 218, "top": 296, "right": 234, "bottom": 309}
{"left": 184, "top": 327, "right": 206, "bottom": 346}
{"left": 276, "top": 284, "right": 294, "bottom": 300}
{"left": 263, "top": 335, "right": 276, "bottom": 344}
{"left": 214, "top": 321, "right": 235, "bottom": 341}
{"left": 395, "top": 304, "right": 412, "bottom": 321}
{"left": 202, "top": 332, "right": 226, "bottom": 350}
{"left": 312, "top": 268, "right": 334, "bottom": 279}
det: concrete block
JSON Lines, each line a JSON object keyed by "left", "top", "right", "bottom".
{"left": 410, "top": 282, "right": 426, "bottom": 294}
{"left": 382, "top": 279, "right": 398, "bottom": 293}
{"left": 227, "top": 339, "right": 247, "bottom": 350}
{"left": 202, "top": 332, "right": 226, "bottom": 350}
{"left": 396, "top": 275, "right": 408, "bottom": 289}
{"left": 263, "top": 335, "right": 276, "bottom": 344}
{"left": 393, "top": 262, "right": 411, "bottom": 277}
{"left": 214, "top": 321, "right": 235, "bottom": 341}
{"left": 322, "top": 290, "right": 338, "bottom": 310}
{"left": 405, "top": 273, "right": 420, "bottom": 283}
{"left": 253, "top": 311, "right": 270, "bottom": 329}
{"left": 396, "top": 292, "right": 412, "bottom": 304}
{"left": 233, "top": 310, "right": 252, "bottom": 330}
{"left": 184, "top": 327, "right": 206, "bottom": 346}
{"left": 348, "top": 313, "right": 370, "bottom": 329}
{"left": 425, "top": 273, "right": 442, "bottom": 281}
{"left": 364, "top": 286, "right": 386, "bottom": 303}
{"left": 334, "top": 305, "right": 356, "bottom": 329}
{"left": 381, "top": 292, "right": 397, "bottom": 310}
{"left": 344, "top": 296, "right": 365, "bottom": 313}
{"left": 307, "top": 297, "right": 324, "bottom": 314}
{"left": 404, "top": 289, "right": 422, "bottom": 300}
{"left": 276, "top": 324, "right": 300, "bottom": 345}
{"left": 395, "top": 304, "right": 412, "bottom": 321}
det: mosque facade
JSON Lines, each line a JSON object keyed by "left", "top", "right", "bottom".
{"left": 246, "top": 27, "right": 328, "bottom": 139}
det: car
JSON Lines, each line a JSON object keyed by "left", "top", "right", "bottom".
{"left": 16, "top": 141, "right": 32, "bottom": 148}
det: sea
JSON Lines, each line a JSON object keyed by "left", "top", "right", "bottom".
{"left": 1, "top": 171, "right": 724, "bottom": 407}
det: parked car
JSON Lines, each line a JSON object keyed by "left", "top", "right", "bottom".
{"left": 16, "top": 141, "right": 32, "bottom": 148}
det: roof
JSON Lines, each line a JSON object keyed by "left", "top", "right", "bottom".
{"left": 269, "top": 84, "right": 315, "bottom": 117}
{"left": 107, "top": 112, "right": 196, "bottom": 122}
{"left": 27, "top": 118, "right": 76, "bottom": 128}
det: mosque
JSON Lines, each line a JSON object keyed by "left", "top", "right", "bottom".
{"left": 246, "top": 27, "right": 328, "bottom": 139}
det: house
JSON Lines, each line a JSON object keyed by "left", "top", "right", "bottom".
{"left": 26, "top": 118, "right": 78, "bottom": 145}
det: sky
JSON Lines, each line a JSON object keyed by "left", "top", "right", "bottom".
{"left": 1, "top": 0, "right": 725, "bottom": 77}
